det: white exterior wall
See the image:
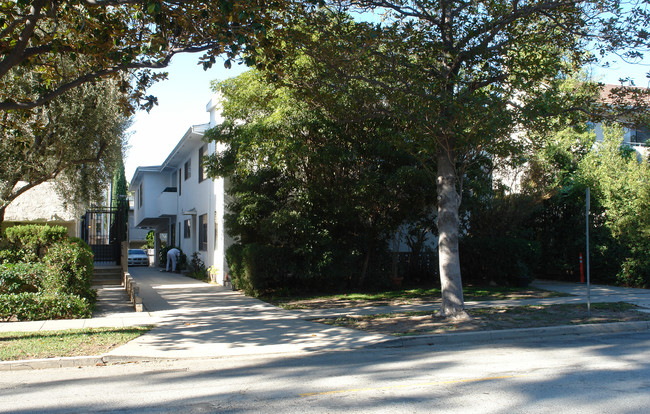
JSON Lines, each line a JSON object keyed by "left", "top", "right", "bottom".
{"left": 176, "top": 147, "right": 212, "bottom": 263}
{"left": 128, "top": 208, "right": 150, "bottom": 248}
{"left": 207, "top": 96, "right": 230, "bottom": 285}
{"left": 133, "top": 172, "right": 169, "bottom": 228}
{"left": 129, "top": 94, "right": 233, "bottom": 285}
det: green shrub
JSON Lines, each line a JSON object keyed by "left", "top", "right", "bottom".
{"left": 0, "top": 292, "right": 92, "bottom": 321}
{"left": 0, "top": 249, "right": 24, "bottom": 265}
{"left": 460, "top": 236, "right": 541, "bottom": 287}
{"left": 187, "top": 252, "right": 208, "bottom": 281}
{"left": 43, "top": 240, "right": 96, "bottom": 302}
{"left": 159, "top": 246, "right": 187, "bottom": 270}
{"left": 226, "top": 244, "right": 245, "bottom": 289}
{"left": 238, "top": 243, "right": 295, "bottom": 296}
{"left": 0, "top": 262, "right": 45, "bottom": 294}
{"left": 3, "top": 225, "right": 68, "bottom": 262}
{"left": 617, "top": 243, "right": 650, "bottom": 288}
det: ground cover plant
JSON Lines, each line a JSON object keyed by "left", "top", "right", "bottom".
{"left": 266, "top": 285, "right": 568, "bottom": 310}
{"left": 310, "top": 302, "right": 650, "bottom": 336}
{"left": 0, "top": 326, "right": 152, "bottom": 361}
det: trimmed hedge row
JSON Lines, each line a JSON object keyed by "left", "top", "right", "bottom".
{"left": 0, "top": 225, "right": 97, "bottom": 321}
{"left": 0, "top": 292, "right": 92, "bottom": 321}
{"left": 459, "top": 236, "right": 540, "bottom": 287}
{"left": 0, "top": 262, "right": 44, "bottom": 294}
{"left": 3, "top": 225, "right": 68, "bottom": 262}
{"left": 43, "top": 239, "right": 96, "bottom": 301}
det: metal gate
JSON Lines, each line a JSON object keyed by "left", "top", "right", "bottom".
{"left": 81, "top": 205, "right": 126, "bottom": 265}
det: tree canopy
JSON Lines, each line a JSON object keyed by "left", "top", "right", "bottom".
{"left": 255, "top": 2, "right": 650, "bottom": 316}
{"left": 0, "top": 0, "right": 281, "bottom": 112}
{"left": 0, "top": 73, "right": 129, "bottom": 224}
{"left": 205, "top": 69, "right": 436, "bottom": 292}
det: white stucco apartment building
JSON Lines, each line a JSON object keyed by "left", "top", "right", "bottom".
{"left": 129, "top": 96, "right": 233, "bottom": 284}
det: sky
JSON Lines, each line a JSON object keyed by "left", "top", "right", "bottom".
{"left": 124, "top": 52, "right": 650, "bottom": 182}
{"left": 124, "top": 53, "right": 249, "bottom": 180}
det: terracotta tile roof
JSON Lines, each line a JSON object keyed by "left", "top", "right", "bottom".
{"left": 599, "top": 84, "right": 650, "bottom": 106}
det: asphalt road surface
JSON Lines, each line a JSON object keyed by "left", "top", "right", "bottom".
{"left": 2, "top": 331, "right": 650, "bottom": 413}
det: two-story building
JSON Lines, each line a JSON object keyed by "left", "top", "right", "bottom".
{"left": 129, "top": 96, "right": 234, "bottom": 284}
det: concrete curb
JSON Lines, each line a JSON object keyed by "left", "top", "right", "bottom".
{"left": 372, "top": 320, "right": 650, "bottom": 348}
{"left": 3, "top": 320, "right": 649, "bottom": 371}
{"left": 0, "top": 356, "right": 106, "bottom": 371}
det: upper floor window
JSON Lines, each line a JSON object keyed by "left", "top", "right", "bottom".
{"left": 138, "top": 183, "right": 143, "bottom": 208}
{"left": 198, "top": 145, "right": 207, "bottom": 183}
{"left": 184, "top": 159, "right": 191, "bottom": 181}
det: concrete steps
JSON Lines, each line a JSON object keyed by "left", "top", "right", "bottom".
{"left": 92, "top": 265, "right": 123, "bottom": 286}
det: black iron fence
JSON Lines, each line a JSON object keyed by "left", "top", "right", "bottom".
{"left": 80, "top": 205, "right": 126, "bottom": 265}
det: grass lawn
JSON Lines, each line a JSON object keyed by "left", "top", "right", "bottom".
{"left": 310, "top": 302, "right": 650, "bottom": 336}
{"left": 267, "top": 285, "right": 569, "bottom": 310}
{"left": 0, "top": 326, "right": 152, "bottom": 361}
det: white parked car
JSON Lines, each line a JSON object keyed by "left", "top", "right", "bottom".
{"left": 128, "top": 249, "right": 149, "bottom": 267}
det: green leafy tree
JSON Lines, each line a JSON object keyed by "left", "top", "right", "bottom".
{"left": 0, "top": 75, "right": 128, "bottom": 225}
{"left": 111, "top": 158, "right": 128, "bottom": 211}
{"left": 520, "top": 126, "right": 606, "bottom": 281}
{"left": 145, "top": 230, "right": 155, "bottom": 250}
{"left": 258, "top": 4, "right": 650, "bottom": 317}
{"left": 0, "top": 0, "right": 283, "bottom": 112}
{"left": 110, "top": 157, "right": 129, "bottom": 242}
{"left": 205, "top": 70, "right": 436, "bottom": 291}
{"left": 522, "top": 123, "right": 650, "bottom": 287}
{"left": 578, "top": 125, "right": 650, "bottom": 287}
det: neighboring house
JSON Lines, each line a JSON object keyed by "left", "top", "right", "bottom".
{"left": 130, "top": 95, "right": 234, "bottom": 284}
{"left": 495, "top": 84, "right": 650, "bottom": 192}
{"left": 594, "top": 83, "right": 650, "bottom": 159}
{"left": 2, "top": 181, "right": 82, "bottom": 237}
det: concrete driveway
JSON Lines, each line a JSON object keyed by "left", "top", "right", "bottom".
{"left": 107, "top": 267, "right": 389, "bottom": 360}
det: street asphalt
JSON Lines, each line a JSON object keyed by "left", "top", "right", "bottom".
{"left": 2, "top": 266, "right": 650, "bottom": 371}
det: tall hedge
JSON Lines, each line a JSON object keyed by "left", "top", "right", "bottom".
{"left": 0, "top": 225, "right": 97, "bottom": 320}
{"left": 3, "top": 224, "right": 68, "bottom": 262}
{"left": 43, "top": 239, "right": 96, "bottom": 301}
{"left": 0, "top": 262, "right": 44, "bottom": 294}
{"left": 227, "top": 243, "right": 297, "bottom": 296}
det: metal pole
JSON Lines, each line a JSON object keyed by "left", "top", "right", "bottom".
{"left": 586, "top": 187, "right": 591, "bottom": 318}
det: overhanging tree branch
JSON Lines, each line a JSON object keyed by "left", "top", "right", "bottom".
{"left": 0, "top": 0, "right": 47, "bottom": 79}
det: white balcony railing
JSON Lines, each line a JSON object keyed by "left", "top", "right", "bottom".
{"left": 157, "top": 188, "right": 177, "bottom": 216}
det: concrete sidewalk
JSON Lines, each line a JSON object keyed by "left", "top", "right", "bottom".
{"left": 2, "top": 267, "right": 650, "bottom": 370}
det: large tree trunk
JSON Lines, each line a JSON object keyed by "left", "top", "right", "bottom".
{"left": 436, "top": 149, "right": 467, "bottom": 319}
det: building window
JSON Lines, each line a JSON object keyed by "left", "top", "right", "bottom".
{"left": 138, "top": 183, "right": 143, "bottom": 208}
{"left": 184, "top": 159, "right": 191, "bottom": 181}
{"left": 631, "top": 126, "right": 650, "bottom": 144}
{"left": 178, "top": 168, "right": 182, "bottom": 195}
{"left": 198, "top": 145, "right": 207, "bottom": 183}
{"left": 199, "top": 214, "right": 207, "bottom": 251}
{"left": 170, "top": 224, "right": 175, "bottom": 247}
{"left": 184, "top": 219, "right": 191, "bottom": 239}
